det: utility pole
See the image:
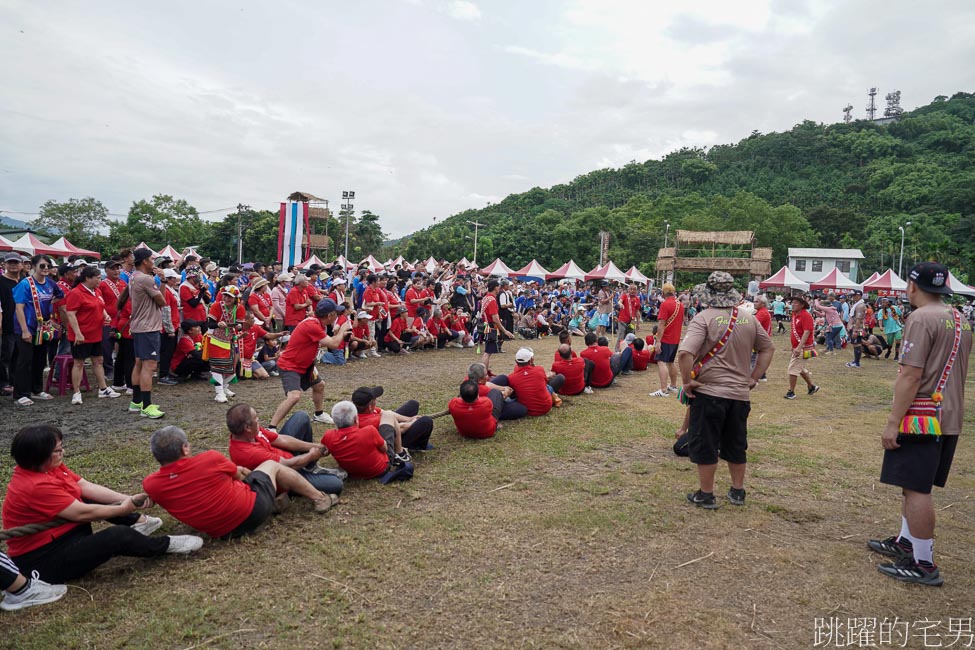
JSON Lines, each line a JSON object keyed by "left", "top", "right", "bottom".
{"left": 236, "top": 203, "right": 250, "bottom": 264}
{"left": 342, "top": 191, "right": 355, "bottom": 264}
{"left": 467, "top": 220, "right": 485, "bottom": 266}
{"left": 898, "top": 221, "right": 911, "bottom": 278}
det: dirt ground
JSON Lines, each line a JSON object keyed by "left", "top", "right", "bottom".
{"left": 1, "top": 333, "right": 973, "bottom": 649}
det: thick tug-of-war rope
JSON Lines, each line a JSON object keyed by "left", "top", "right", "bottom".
{"left": 0, "top": 495, "right": 148, "bottom": 541}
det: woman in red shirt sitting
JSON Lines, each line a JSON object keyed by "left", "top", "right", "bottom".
{"left": 1, "top": 424, "right": 202, "bottom": 584}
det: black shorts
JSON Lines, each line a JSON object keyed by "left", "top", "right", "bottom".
{"left": 71, "top": 340, "right": 103, "bottom": 360}
{"left": 687, "top": 392, "right": 750, "bottom": 465}
{"left": 774, "top": 314, "right": 785, "bottom": 322}
{"left": 132, "top": 331, "right": 161, "bottom": 361}
{"left": 880, "top": 435, "right": 958, "bottom": 495}
{"left": 657, "top": 342, "right": 679, "bottom": 364}
{"left": 280, "top": 367, "right": 321, "bottom": 393}
{"left": 225, "top": 470, "right": 276, "bottom": 538}
{"left": 378, "top": 423, "right": 396, "bottom": 459}
{"left": 484, "top": 329, "right": 500, "bottom": 355}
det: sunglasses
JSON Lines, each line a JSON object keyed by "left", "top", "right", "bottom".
{"left": 36, "top": 264, "right": 50, "bottom": 269}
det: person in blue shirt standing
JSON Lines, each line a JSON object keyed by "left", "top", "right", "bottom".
{"left": 12, "top": 255, "right": 62, "bottom": 406}
{"left": 879, "top": 297, "right": 904, "bottom": 359}
{"left": 771, "top": 295, "right": 787, "bottom": 334}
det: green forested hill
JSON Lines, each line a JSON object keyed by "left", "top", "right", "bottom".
{"left": 394, "top": 92, "right": 975, "bottom": 281}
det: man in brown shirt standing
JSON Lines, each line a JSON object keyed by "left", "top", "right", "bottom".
{"left": 677, "top": 272, "right": 774, "bottom": 509}
{"left": 869, "top": 262, "right": 971, "bottom": 586}
{"left": 127, "top": 248, "right": 166, "bottom": 419}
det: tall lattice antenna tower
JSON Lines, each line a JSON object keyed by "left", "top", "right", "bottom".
{"left": 885, "top": 90, "right": 903, "bottom": 118}
{"left": 842, "top": 104, "right": 853, "bottom": 123}
{"left": 866, "top": 87, "right": 878, "bottom": 120}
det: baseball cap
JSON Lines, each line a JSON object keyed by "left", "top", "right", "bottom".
{"left": 153, "top": 255, "right": 172, "bottom": 268}
{"left": 105, "top": 259, "right": 122, "bottom": 269}
{"left": 57, "top": 262, "right": 73, "bottom": 275}
{"left": 515, "top": 347, "right": 535, "bottom": 363}
{"left": 4, "top": 252, "right": 23, "bottom": 263}
{"left": 908, "top": 261, "right": 953, "bottom": 295}
{"left": 205, "top": 262, "right": 218, "bottom": 273}
{"left": 624, "top": 333, "right": 637, "bottom": 344}
{"left": 314, "top": 298, "right": 346, "bottom": 317}
{"left": 163, "top": 268, "right": 180, "bottom": 279}
{"left": 134, "top": 248, "right": 154, "bottom": 265}
{"left": 356, "top": 310, "right": 372, "bottom": 320}
{"left": 277, "top": 272, "right": 294, "bottom": 282}
{"left": 71, "top": 259, "right": 88, "bottom": 268}
{"left": 351, "top": 385, "right": 384, "bottom": 408}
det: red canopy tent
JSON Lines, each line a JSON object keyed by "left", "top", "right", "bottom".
{"left": 512, "top": 259, "right": 551, "bottom": 279}
{"left": 479, "top": 258, "right": 515, "bottom": 277}
{"left": 8, "top": 233, "right": 70, "bottom": 257}
{"left": 545, "top": 260, "right": 587, "bottom": 281}
{"left": 809, "top": 268, "right": 861, "bottom": 292}
{"left": 296, "top": 254, "right": 329, "bottom": 270}
{"left": 624, "top": 266, "right": 650, "bottom": 284}
{"left": 948, "top": 271, "right": 975, "bottom": 297}
{"left": 863, "top": 269, "right": 906, "bottom": 293}
{"left": 759, "top": 266, "right": 810, "bottom": 291}
{"left": 50, "top": 236, "right": 101, "bottom": 260}
{"left": 359, "top": 255, "right": 385, "bottom": 272}
{"left": 585, "top": 261, "right": 627, "bottom": 282}
{"left": 0, "top": 235, "right": 14, "bottom": 252}
{"left": 157, "top": 245, "right": 182, "bottom": 263}
{"left": 134, "top": 242, "right": 157, "bottom": 257}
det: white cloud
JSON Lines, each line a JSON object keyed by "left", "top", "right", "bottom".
{"left": 444, "top": 1, "right": 481, "bottom": 21}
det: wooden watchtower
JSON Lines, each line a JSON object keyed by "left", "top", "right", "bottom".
{"left": 655, "top": 230, "right": 772, "bottom": 285}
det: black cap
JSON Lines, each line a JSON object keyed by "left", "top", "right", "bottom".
{"left": 134, "top": 248, "right": 154, "bottom": 265}
{"left": 314, "top": 298, "right": 346, "bottom": 317}
{"left": 487, "top": 279, "right": 500, "bottom": 291}
{"left": 351, "top": 385, "right": 383, "bottom": 408}
{"left": 908, "top": 262, "right": 953, "bottom": 295}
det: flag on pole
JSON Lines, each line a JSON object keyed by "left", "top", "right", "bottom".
{"left": 278, "top": 201, "right": 309, "bottom": 269}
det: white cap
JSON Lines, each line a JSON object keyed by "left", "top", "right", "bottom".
{"left": 515, "top": 347, "right": 534, "bottom": 363}
{"left": 163, "top": 268, "right": 180, "bottom": 279}
{"left": 356, "top": 310, "right": 372, "bottom": 320}
{"left": 277, "top": 272, "right": 294, "bottom": 282}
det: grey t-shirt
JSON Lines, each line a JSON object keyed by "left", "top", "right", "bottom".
{"left": 129, "top": 270, "right": 163, "bottom": 334}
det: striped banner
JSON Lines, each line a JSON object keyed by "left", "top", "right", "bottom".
{"left": 278, "top": 201, "right": 309, "bottom": 269}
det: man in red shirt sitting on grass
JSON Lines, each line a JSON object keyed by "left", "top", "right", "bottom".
{"left": 551, "top": 344, "right": 591, "bottom": 395}
{"left": 503, "top": 347, "right": 565, "bottom": 416}
{"left": 580, "top": 333, "right": 623, "bottom": 389}
{"left": 144, "top": 425, "right": 337, "bottom": 540}
{"left": 449, "top": 380, "right": 499, "bottom": 439}
{"left": 321, "top": 401, "right": 414, "bottom": 484}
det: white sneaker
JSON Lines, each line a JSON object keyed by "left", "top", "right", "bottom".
{"left": 370, "top": 350, "right": 381, "bottom": 358}
{"left": 130, "top": 515, "right": 163, "bottom": 536}
{"left": 31, "top": 392, "right": 54, "bottom": 401}
{"left": 583, "top": 386, "right": 594, "bottom": 395}
{"left": 0, "top": 572, "right": 67, "bottom": 611}
{"left": 166, "top": 535, "right": 203, "bottom": 554}
{"left": 466, "top": 341, "right": 475, "bottom": 348}
{"left": 649, "top": 390, "right": 669, "bottom": 397}
{"left": 125, "top": 387, "right": 134, "bottom": 395}
{"left": 71, "top": 392, "right": 83, "bottom": 405}
{"left": 224, "top": 388, "right": 235, "bottom": 398}
{"left": 214, "top": 392, "right": 228, "bottom": 403}
{"left": 667, "top": 385, "right": 680, "bottom": 393}
{"left": 312, "top": 412, "right": 334, "bottom": 425}
{"left": 99, "top": 387, "right": 121, "bottom": 399}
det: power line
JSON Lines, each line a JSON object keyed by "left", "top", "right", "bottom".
{"left": 0, "top": 206, "right": 239, "bottom": 218}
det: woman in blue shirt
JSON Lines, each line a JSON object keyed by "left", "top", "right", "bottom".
{"left": 13, "top": 255, "right": 62, "bottom": 406}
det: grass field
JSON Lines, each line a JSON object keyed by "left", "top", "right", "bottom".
{"left": 1, "top": 333, "right": 973, "bottom": 649}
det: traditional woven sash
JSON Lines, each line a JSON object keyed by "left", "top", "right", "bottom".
{"left": 677, "top": 307, "right": 738, "bottom": 405}
{"left": 27, "top": 277, "right": 58, "bottom": 345}
{"left": 899, "top": 308, "right": 963, "bottom": 437}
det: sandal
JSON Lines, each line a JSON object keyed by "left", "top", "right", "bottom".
{"left": 16, "top": 396, "right": 34, "bottom": 406}
{"left": 0, "top": 385, "right": 12, "bottom": 396}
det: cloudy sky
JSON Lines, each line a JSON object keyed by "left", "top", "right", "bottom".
{"left": 1, "top": 0, "right": 973, "bottom": 237}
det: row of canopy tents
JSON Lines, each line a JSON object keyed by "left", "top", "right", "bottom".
{"left": 478, "top": 258, "right": 650, "bottom": 284}
{"left": 0, "top": 233, "right": 102, "bottom": 259}
{"left": 760, "top": 265, "right": 975, "bottom": 297}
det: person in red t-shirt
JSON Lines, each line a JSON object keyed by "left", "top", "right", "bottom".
{"left": 179, "top": 271, "right": 209, "bottom": 328}
{"left": 351, "top": 385, "right": 433, "bottom": 452}
{"left": 629, "top": 338, "right": 653, "bottom": 371}
{"left": 479, "top": 279, "right": 514, "bottom": 374}
{"left": 349, "top": 311, "right": 379, "bottom": 358}
{"left": 172, "top": 321, "right": 208, "bottom": 379}
{"left": 651, "top": 284, "right": 684, "bottom": 397}
{"left": 322, "top": 401, "right": 413, "bottom": 483}
{"left": 449, "top": 380, "right": 498, "bottom": 438}
{"left": 786, "top": 295, "right": 819, "bottom": 399}
{"left": 580, "top": 333, "right": 621, "bottom": 389}
{"left": 506, "top": 348, "right": 565, "bottom": 415}
{"left": 361, "top": 274, "right": 387, "bottom": 349}
{"left": 269, "top": 298, "right": 351, "bottom": 430}
{"left": 2, "top": 424, "right": 201, "bottom": 583}
{"left": 64, "top": 267, "right": 118, "bottom": 402}
{"left": 226, "top": 403, "right": 343, "bottom": 495}
{"left": 284, "top": 274, "right": 314, "bottom": 330}
{"left": 247, "top": 278, "right": 273, "bottom": 325}
{"left": 404, "top": 277, "right": 428, "bottom": 318}
{"left": 145, "top": 425, "right": 336, "bottom": 540}
{"left": 385, "top": 306, "right": 419, "bottom": 354}
{"left": 753, "top": 295, "right": 773, "bottom": 382}
{"left": 616, "top": 284, "right": 642, "bottom": 351}
{"left": 551, "top": 344, "right": 589, "bottom": 395}
{"left": 239, "top": 312, "right": 287, "bottom": 380}
{"left": 98, "top": 259, "right": 126, "bottom": 380}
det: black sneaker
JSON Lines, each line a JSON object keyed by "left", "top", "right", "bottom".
{"left": 393, "top": 450, "right": 412, "bottom": 465}
{"left": 686, "top": 490, "right": 719, "bottom": 509}
{"left": 784, "top": 390, "right": 796, "bottom": 400}
{"left": 727, "top": 487, "right": 746, "bottom": 506}
{"left": 867, "top": 536, "right": 913, "bottom": 561}
{"left": 877, "top": 557, "right": 943, "bottom": 587}
{"left": 808, "top": 385, "right": 820, "bottom": 395}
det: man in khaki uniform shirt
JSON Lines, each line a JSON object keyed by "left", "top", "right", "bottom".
{"left": 677, "top": 272, "right": 774, "bottom": 510}
{"left": 868, "top": 262, "right": 972, "bottom": 587}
